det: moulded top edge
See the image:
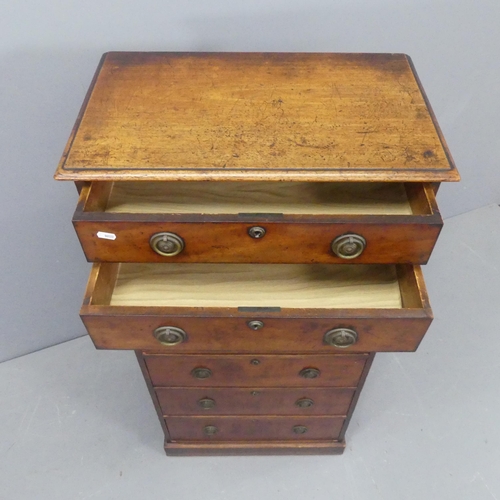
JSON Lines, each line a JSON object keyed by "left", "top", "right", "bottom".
{"left": 54, "top": 52, "right": 460, "bottom": 183}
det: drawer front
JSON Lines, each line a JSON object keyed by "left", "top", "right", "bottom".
{"left": 82, "top": 263, "right": 432, "bottom": 353}
{"left": 73, "top": 219, "right": 441, "bottom": 264}
{"left": 156, "top": 387, "right": 355, "bottom": 416}
{"left": 83, "top": 315, "right": 432, "bottom": 353}
{"left": 144, "top": 354, "right": 367, "bottom": 387}
{"left": 74, "top": 182, "right": 442, "bottom": 265}
{"left": 165, "top": 416, "right": 344, "bottom": 441}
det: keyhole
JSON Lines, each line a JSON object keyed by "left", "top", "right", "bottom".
{"left": 248, "top": 226, "right": 266, "bottom": 239}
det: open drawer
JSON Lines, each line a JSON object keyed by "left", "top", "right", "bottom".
{"left": 73, "top": 181, "right": 442, "bottom": 264}
{"left": 80, "top": 262, "right": 433, "bottom": 353}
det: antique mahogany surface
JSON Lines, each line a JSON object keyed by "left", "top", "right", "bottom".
{"left": 143, "top": 354, "right": 369, "bottom": 388}
{"left": 72, "top": 181, "right": 442, "bottom": 264}
{"left": 154, "top": 387, "right": 357, "bottom": 416}
{"left": 55, "top": 52, "right": 459, "bottom": 182}
{"left": 165, "top": 416, "right": 345, "bottom": 441}
{"left": 54, "top": 52, "right": 459, "bottom": 455}
{"left": 80, "top": 262, "right": 432, "bottom": 353}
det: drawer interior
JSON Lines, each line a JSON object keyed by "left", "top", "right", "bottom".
{"left": 80, "top": 181, "right": 437, "bottom": 216}
{"left": 85, "top": 263, "right": 428, "bottom": 310}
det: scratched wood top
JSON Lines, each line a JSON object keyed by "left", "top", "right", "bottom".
{"left": 55, "top": 52, "right": 459, "bottom": 182}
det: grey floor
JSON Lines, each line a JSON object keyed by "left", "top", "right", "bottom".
{"left": 1, "top": 205, "right": 499, "bottom": 500}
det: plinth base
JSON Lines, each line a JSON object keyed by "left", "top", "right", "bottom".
{"left": 164, "top": 439, "right": 346, "bottom": 456}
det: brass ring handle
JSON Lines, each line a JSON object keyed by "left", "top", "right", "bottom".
{"left": 293, "top": 425, "right": 308, "bottom": 434}
{"left": 295, "top": 398, "right": 314, "bottom": 408}
{"left": 197, "top": 398, "right": 216, "bottom": 410}
{"left": 204, "top": 425, "right": 218, "bottom": 436}
{"left": 331, "top": 233, "right": 366, "bottom": 259}
{"left": 299, "top": 368, "right": 321, "bottom": 379}
{"left": 153, "top": 326, "right": 187, "bottom": 346}
{"left": 150, "top": 232, "right": 185, "bottom": 256}
{"left": 191, "top": 367, "right": 212, "bottom": 379}
{"left": 324, "top": 328, "right": 358, "bottom": 348}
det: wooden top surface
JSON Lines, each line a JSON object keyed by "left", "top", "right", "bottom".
{"left": 55, "top": 52, "right": 459, "bottom": 182}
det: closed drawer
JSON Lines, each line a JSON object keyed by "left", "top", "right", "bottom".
{"left": 165, "top": 416, "right": 344, "bottom": 441}
{"left": 73, "top": 181, "right": 442, "bottom": 264}
{"left": 81, "top": 262, "right": 432, "bottom": 353}
{"left": 156, "top": 387, "right": 356, "bottom": 415}
{"left": 145, "top": 354, "right": 367, "bottom": 388}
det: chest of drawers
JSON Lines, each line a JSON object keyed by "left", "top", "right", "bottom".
{"left": 55, "top": 52, "right": 459, "bottom": 455}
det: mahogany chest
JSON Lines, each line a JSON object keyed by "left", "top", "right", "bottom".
{"left": 55, "top": 52, "right": 459, "bottom": 455}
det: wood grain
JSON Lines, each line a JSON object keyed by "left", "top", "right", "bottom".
{"left": 105, "top": 182, "right": 413, "bottom": 215}
{"left": 80, "top": 262, "right": 432, "bottom": 352}
{"left": 338, "top": 352, "right": 375, "bottom": 440}
{"left": 55, "top": 52, "right": 459, "bottom": 182}
{"left": 56, "top": 51, "right": 455, "bottom": 456}
{"left": 82, "top": 311, "right": 432, "bottom": 353}
{"left": 155, "top": 387, "right": 355, "bottom": 416}
{"left": 135, "top": 350, "right": 172, "bottom": 442}
{"left": 109, "top": 263, "right": 402, "bottom": 309}
{"left": 165, "top": 415, "right": 345, "bottom": 441}
{"left": 163, "top": 440, "right": 345, "bottom": 456}
{"left": 74, "top": 218, "right": 442, "bottom": 264}
{"left": 144, "top": 354, "right": 368, "bottom": 387}
{"left": 73, "top": 181, "right": 442, "bottom": 264}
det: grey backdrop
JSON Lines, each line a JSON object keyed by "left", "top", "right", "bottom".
{"left": 1, "top": 0, "right": 498, "bottom": 362}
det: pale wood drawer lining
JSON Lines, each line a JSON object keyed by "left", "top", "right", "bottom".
{"left": 103, "top": 181, "right": 414, "bottom": 215}
{"left": 108, "top": 263, "right": 402, "bottom": 309}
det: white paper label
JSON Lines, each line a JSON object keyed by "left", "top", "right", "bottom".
{"left": 96, "top": 231, "right": 116, "bottom": 241}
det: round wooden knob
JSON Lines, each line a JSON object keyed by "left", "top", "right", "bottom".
{"left": 331, "top": 233, "right": 366, "bottom": 259}
{"left": 150, "top": 232, "right": 185, "bottom": 256}
{"left": 153, "top": 326, "right": 187, "bottom": 346}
